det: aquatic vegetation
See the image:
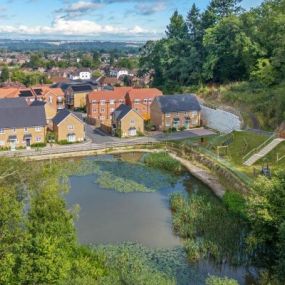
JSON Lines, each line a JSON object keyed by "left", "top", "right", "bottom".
{"left": 97, "top": 172, "right": 155, "bottom": 193}
{"left": 144, "top": 152, "right": 183, "bottom": 174}
{"left": 169, "top": 192, "right": 250, "bottom": 266}
{"left": 65, "top": 155, "right": 180, "bottom": 193}
{"left": 206, "top": 275, "right": 239, "bottom": 285}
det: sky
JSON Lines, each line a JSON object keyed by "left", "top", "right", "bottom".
{"left": 0, "top": 0, "right": 264, "bottom": 41}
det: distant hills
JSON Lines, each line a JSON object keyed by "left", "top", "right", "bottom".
{"left": 0, "top": 39, "right": 145, "bottom": 52}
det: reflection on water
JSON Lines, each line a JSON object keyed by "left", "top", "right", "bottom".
{"left": 65, "top": 155, "right": 256, "bottom": 285}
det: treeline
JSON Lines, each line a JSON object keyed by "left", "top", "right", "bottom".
{"left": 139, "top": 0, "right": 285, "bottom": 92}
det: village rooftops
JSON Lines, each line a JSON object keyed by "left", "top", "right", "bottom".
{"left": 0, "top": 97, "right": 28, "bottom": 108}
{"left": 87, "top": 87, "right": 132, "bottom": 103}
{"left": 154, "top": 94, "right": 201, "bottom": 113}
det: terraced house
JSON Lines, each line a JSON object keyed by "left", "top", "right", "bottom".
{"left": 65, "top": 84, "right": 94, "bottom": 109}
{"left": 0, "top": 98, "right": 46, "bottom": 150}
{"left": 150, "top": 94, "right": 201, "bottom": 131}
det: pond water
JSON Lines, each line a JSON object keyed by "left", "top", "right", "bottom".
{"left": 65, "top": 153, "right": 255, "bottom": 285}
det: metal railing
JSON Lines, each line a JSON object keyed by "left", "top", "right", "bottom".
{"left": 242, "top": 133, "right": 276, "bottom": 162}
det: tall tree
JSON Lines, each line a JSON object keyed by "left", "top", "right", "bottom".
{"left": 166, "top": 10, "right": 188, "bottom": 40}
{"left": 186, "top": 4, "right": 202, "bottom": 42}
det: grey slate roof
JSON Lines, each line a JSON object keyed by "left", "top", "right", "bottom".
{"left": 52, "top": 109, "right": 71, "bottom": 125}
{"left": 30, "top": 100, "right": 46, "bottom": 107}
{"left": 155, "top": 94, "right": 201, "bottom": 113}
{"left": 113, "top": 104, "right": 132, "bottom": 121}
{"left": 70, "top": 84, "right": 93, "bottom": 93}
{"left": 0, "top": 98, "right": 28, "bottom": 108}
{"left": 0, "top": 99, "right": 46, "bottom": 129}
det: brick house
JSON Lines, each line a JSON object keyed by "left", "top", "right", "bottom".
{"left": 0, "top": 98, "right": 47, "bottom": 150}
{"left": 112, "top": 104, "right": 144, "bottom": 137}
{"left": 86, "top": 87, "right": 132, "bottom": 126}
{"left": 52, "top": 109, "right": 85, "bottom": 143}
{"left": 125, "top": 88, "right": 163, "bottom": 120}
{"left": 150, "top": 94, "right": 201, "bottom": 131}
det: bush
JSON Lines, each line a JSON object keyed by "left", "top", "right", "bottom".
{"left": 57, "top": 140, "right": 73, "bottom": 145}
{"left": 179, "top": 126, "right": 186, "bottom": 131}
{"left": 223, "top": 191, "right": 246, "bottom": 217}
{"left": 137, "top": 131, "right": 144, "bottom": 137}
{"left": 31, "top": 142, "right": 46, "bottom": 148}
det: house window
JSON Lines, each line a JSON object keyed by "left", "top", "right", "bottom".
{"left": 0, "top": 128, "right": 4, "bottom": 134}
{"left": 130, "top": 119, "right": 135, "bottom": 126}
{"left": 93, "top": 108, "right": 97, "bottom": 113}
{"left": 165, "top": 113, "right": 170, "bottom": 118}
{"left": 175, "top": 112, "right": 179, "bottom": 117}
{"left": 100, "top": 116, "right": 105, "bottom": 120}
{"left": 184, "top": 112, "right": 188, "bottom": 115}
{"left": 68, "top": 125, "right": 74, "bottom": 130}
{"left": 13, "top": 128, "right": 16, "bottom": 133}
{"left": 49, "top": 96, "right": 53, "bottom": 103}
{"left": 36, "top": 137, "right": 42, "bottom": 142}
{"left": 148, "top": 99, "right": 152, "bottom": 103}
{"left": 192, "top": 111, "right": 198, "bottom": 116}
{"left": 35, "top": 126, "right": 42, "bottom": 132}
{"left": 101, "top": 108, "right": 105, "bottom": 112}
{"left": 0, "top": 140, "right": 4, "bottom": 146}
{"left": 165, "top": 122, "right": 170, "bottom": 127}
{"left": 24, "top": 127, "right": 28, "bottom": 133}
{"left": 110, "top": 108, "right": 115, "bottom": 112}
{"left": 100, "top": 100, "right": 106, "bottom": 105}
{"left": 134, "top": 99, "right": 140, "bottom": 104}
{"left": 110, "top": 100, "right": 115, "bottom": 105}
{"left": 143, "top": 99, "right": 148, "bottom": 103}
{"left": 119, "top": 99, "right": 124, "bottom": 103}
{"left": 92, "top": 100, "right": 97, "bottom": 104}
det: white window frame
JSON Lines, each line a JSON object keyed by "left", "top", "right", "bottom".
{"left": 68, "top": 125, "right": 74, "bottom": 130}
{"left": 0, "top": 140, "right": 4, "bottom": 146}
{"left": 36, "top": 137, "right": 42, "bottom": 142}
{"left": 165, "top": 113, "right": 171, "bottom": 118}
{"left": 110, "top": 100, "right": 115, "bottom": 105}
{"left": 100, "top": 100, "right": 106, "bottom": 105}
{"left": 24, "top": 127, "right": 28, "bottom": 133}
{"left": 35, "top": 126, "right": 42, "bottom": 132}
{"left": 0, "top": 128, "right": 4, "bottom": 134}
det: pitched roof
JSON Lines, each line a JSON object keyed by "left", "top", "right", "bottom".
{"left": 113, "top": 104, "right": 132, "bottom": 121}
{"left": 30, "top": 100, "right": 46, "bottom": 107}
{"left": 155, "top": 94, "right": 201, "bottom": 113}
{"left": 127, "top": 88, "right": 163, "bottom": 100}
{"left": 0, "top": 99, "right": 46, "bottom": 128}
{"left": 70, "top": 84, "right": 93, "bottom": 93}
{"left": 0, "top": 88, "right": 20, "bottom": 99}
{"left": 52, "top": 109, "right": 83, "bottom": 125}
{"left": 0, "top": 98, "right": 28, "bottom": 108}
{"left": 87, "top": 87, "right": 132, "bottom": 103}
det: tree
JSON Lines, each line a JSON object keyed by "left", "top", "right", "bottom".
{"left": 203, "top": 16, "right": 260, "bottom": 82}
{"left": 186, "top": 4, "right": 202, "bottom": 42}
{"left": 166, "top": 10, "right": 188, "bottom": 40}
{"left": 208, "top": 0, "right": 242, "bottom": 19}
{"left": 0, "top": 65, "right": 9, "bottom": 82}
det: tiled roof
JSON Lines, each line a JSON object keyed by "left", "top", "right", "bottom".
{"left": 155, "top": 94, "right": 201, "bottom": 113}
{"left": 70, "top": 84, "right": 93, "bottom": 93}
{"left": 0, "top": 98, "right": 28, "bottom": 108}
{"left": 0, "top": 88, "right": 20, "bottom": 99}
{"left": 0, "top": 99, "right": 46, "bottom": 128}
{"left": 87, "top": 87, "right": 132, "bottom": 103}
{"left": 113, "top": 104, "right": 132, "bottom": 121}
{"left": 127, "top": 88, "right": 163, "bottom": 100}
{"left": 52, "top": 109, "right": 71, "bottom": 125}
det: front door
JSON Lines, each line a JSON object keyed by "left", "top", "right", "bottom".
{"left": 10, "top": 140, "right": 16, "bottom": 151}
{"left": 26, "top": 139, "right": 31, "bottom": 147}
{"left": 67, "top": 134, "right": 76, "bottom": 142}
{"left": 128, "top": 128, "right": 137, "bottom": 137}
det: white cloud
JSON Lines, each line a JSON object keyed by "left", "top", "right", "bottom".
{"left": 0, "top": 18, "right": 158, "bottom": 38}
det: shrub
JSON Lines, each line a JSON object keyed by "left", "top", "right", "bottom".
{"left": 137, "top": 131, "right": 144, "bottom": 137}
{"left": 179, "top": 126, "right": 186, "bottom": 131}
{"left": 57, "top": 140, "right": 73, "bottom": 145}
{"left": 31, "top": 142, "right": 46, "bottom": 148}
{"left": 223, "top": 191, "right": 246, "bottom": 217}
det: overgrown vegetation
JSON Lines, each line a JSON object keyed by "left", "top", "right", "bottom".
{"left": 144, "top": 152, "right": 183, "bottom": 174}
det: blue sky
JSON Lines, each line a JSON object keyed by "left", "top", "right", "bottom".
{"left": 0, "top": 0, "right": 263, "bottom": 40}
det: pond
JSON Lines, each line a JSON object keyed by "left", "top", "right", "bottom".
{"left": 65, "top": 153, "right": 255, "bottom": 285}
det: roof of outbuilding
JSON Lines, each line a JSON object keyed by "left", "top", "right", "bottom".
{"left": 0, "top": 99, "right": 46, "bottom": 128}
{"left": 113, "top": 104, "right": 132, "bottom": 121}
{"left": 155, "top": 94, "right": 201, "bottom": 113}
